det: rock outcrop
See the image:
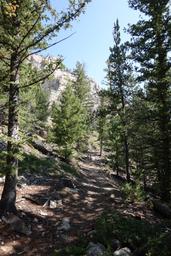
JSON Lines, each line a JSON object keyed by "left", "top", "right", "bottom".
{"left": 30, "top": 54, "right": 100, "bottom": 111}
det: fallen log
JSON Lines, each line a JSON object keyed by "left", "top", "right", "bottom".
{"left": 31, "top": 140, "right": 53, "bottom": 156}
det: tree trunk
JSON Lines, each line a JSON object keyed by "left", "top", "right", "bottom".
{"left": 120, "top": 86, "right": 130, "bottom": 182}
{"left": 124, "top": 134, "right": 130, "bottom": 182}
{"left": 0, "top": 54, "right": 19, "bottom": 215}
{"left": 143, "top": 172, "right": 147, "bottom": 191}
{"left": 155, "top": 26, "right": 171, "bottom": 202}
{"left": 160, "top": 140, "right": 170, "bottom": 202}
{"left": 157, "top": 87, "right": 170, "bottom": 202}
{"left": 115, "top": 158, "right": 119, "bottom": 176}
{"left": 100, "top": 137, "right": 103, "bottom": 156}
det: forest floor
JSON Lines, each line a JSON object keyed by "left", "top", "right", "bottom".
{"left": 0, "top": 151, "right": 163, "bottom": 256}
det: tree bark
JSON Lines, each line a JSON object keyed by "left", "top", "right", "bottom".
{"left": 120, "top": 84, "right": 130, "bottom": 182}
{"left": 158, "top": 93, "right": 170, "bottom": 202}
{"left": 158, "top": 107, "right": 171, "bottom": 202}
{"left": 124, "top": 134, "right": 130, "bottom": 182}
{"left": 155, "top": 21, "right": 171, "bottom": 202}
{"left": 100, "top": 137, "right": 103, "bottom": 156}
{"left": 157, "top": 77, "right": 170, "bottom": 201}
{"left": 159, "top": 128, "right": 170, "bottom": 202}
{"left": 0, "top": 54, "right": 19, "bottom": 215}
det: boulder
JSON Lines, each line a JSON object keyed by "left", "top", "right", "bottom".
{"left": 113, "top": 247, "right": 131, "bottom": 256}
{"left": 57, "top": 217, "right": 71, "bottom": 232}
{"left": 86, "top": 242, "right": 106, "bottom": 256}
{"left": 49, "top": 200, "right": 57, "bottom": 209}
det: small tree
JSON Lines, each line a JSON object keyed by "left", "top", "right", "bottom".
{"left": 72, "top": 62, "right": 92, "bottom": 150}
{"left": 97, "top": 90, "right": 109, "bottom": 156}
{"left": 73, "top": 62, "right": 91, "bottom": 102}
{"left": 52, "top": 85, "right": 87, "bottom": 160}
{"left": 20, "top": 83, "right": 49, "bottom": 133}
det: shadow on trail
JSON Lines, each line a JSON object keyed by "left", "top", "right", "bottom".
{"left": 0, "top": 151, "right": 153, "bottom": 255}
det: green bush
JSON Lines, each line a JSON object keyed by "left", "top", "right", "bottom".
{"left": 53, "top": 243, "right": 87, "bottom": 256}
{"left": 147, "top": 232, "right": 171, "bottom": 256}
{"left": 19, "top": 153, "right": 57, "bottom": 174}
{"left": 122, "top": 182, "right": 145, "bottom": 202}
{"left": 94, "top": 212, "right": 169, "bottom": 255}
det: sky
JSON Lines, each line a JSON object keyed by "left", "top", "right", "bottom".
{"left": 46, "top": 0, "right": 140, "bottom": 86}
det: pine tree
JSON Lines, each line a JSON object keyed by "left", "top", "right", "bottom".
{"left": 51, "top": 85, "right": 87, "bottom": 160}
{"left": 34, "top": 85, "right": 49, "bottom": 130}
{"left": 72, "top": 62, "right": 92, "bottom": 149}
{"left": 20, "top": 83, "right": 49, "bottom": 133}
{"left": 128, "top": 0, "right": 171, "bottom": 201}
{"left": 129, "top": 89, "right": 157, "bottom": 190}
{"left": 97, "top": 90, "right": 109, "bottom": 156}
{"left": 108, "top": 114, "right": 123, "bottom": 176}
{"left": 0, "top": 0, "right": 90, "bottom": 214}
{"left": 73, "top": 62, "right": 91, "bottom": 102}
{"left": 106, "top": 19, "right": 133, "bottom": 181}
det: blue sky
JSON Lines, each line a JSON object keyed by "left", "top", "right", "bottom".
{"left": 47, "top": 0, "right": 140, "bottom": 86}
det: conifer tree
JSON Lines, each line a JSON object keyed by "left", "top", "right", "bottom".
{"left": 129, "top": 89, "right": 157, "bottom": 189}
{"left": 72, "top": 62, "right": 92, "bottom": 149}
{"left": 52, "top": 85, "right": 87, "bottom": 160}
{"left": 0, "top": 0, "right": 90, "bottom": 214}
{"left": 128, "top": 0, "right": 171, "bottom": 201}
{"left": 97, "top": 90, "right": 108, "bottom": 156}
{"left": 106, "top": 19, "right": 133, "bottom": 181}
{"left": 108, "top": 114, "right": 123, "bottom": 176}
{"left": 73, "top": 62, "right": 90, "bottom": 102}
{"left": 20, "top": 83, "right": 49, "bottom": 133}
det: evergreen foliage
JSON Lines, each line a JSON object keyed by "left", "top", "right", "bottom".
{"left": 128, "top": 0, "right": 171, "bottom": 201}
{"left": 1, "top": 1, "right": 171, "bottom": 250}
{"left": 51, "top": 63, "right": 92, "bottom": 159}
{"left": 101, "top": 0, "right": 171, "bottom": 202}
{"left": 0, "top": 0, "right": 91, "bottom": 214}
{"left": 106, "top": 19, "right": 134, "bottom": 181}
{"left": 72, "top": 62, "right": 91, "bottom": 130}
{"left": 97, "top": 90, "right": 109, "bottom": 156}
{"left": 51, "top": 84, "right": 88, "bottom": 160}
{"left": 20, "top": 83, "right": 49, "bottom": 133}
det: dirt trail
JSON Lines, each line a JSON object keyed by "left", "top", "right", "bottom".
{"left": 62, "top": 151, "right": 123, "bottom": 230}
{"left": 0, "top": 151, "right": 147, "bottom": 256}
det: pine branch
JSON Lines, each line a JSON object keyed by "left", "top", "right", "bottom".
{"left": 0, "top": 56, "right": 10, "bottom": 66}
{"left": 17, "top": 5, "right": 46, "bottom": 51}
{"left": 18, "top": 2, "right": 86, "bottom": 56}
{"left": 21, "top": 33, "right": 75, "bottom": 63}
{"left": 19, "top": 60, "right": 62, "bottom": 89}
